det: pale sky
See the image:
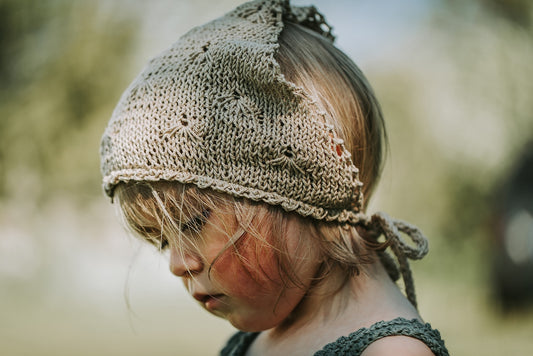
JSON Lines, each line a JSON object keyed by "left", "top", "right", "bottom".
{"left": 134, "top": 0, "right": 439, "bottom": 67}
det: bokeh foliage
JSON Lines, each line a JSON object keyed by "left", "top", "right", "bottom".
{"left": 0, "top": 0, "right": 139, "bottom": 204}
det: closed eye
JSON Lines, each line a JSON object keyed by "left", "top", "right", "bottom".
{"left": 160, "top": 238, "right": 169, "bottom": 250}
{"left": 181, "top": 209, "right": 211, "bottom": 233}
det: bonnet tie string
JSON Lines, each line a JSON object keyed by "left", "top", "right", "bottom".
{"left": 362, "top": 212, "right": 429, "bottom": 309}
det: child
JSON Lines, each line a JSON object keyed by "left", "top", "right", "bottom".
{"left": 100, "top": 0, "right": 449, "bottom": 355}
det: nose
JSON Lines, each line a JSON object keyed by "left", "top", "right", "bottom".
{"left": 169, "top": 248, "right": 204, "bottom": 277}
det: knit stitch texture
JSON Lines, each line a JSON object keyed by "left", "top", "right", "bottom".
{"left": 100, "top": 0, "right": 366, "bottom": 223}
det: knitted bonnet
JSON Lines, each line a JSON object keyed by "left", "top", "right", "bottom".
{"left": 101, "top": 0, "right": 362, "bottom": 223}
{"left": 100, "top": 0, "right": 429, "bottom": 307}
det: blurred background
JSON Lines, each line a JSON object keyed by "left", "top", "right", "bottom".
{"left": 1, "top": 0, "right": 533, "bottom": 354}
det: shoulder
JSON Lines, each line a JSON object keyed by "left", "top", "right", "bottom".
{"left": 361, "top": 335, "right": 435, "bottom": 356}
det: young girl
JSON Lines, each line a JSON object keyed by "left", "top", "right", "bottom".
{"left": 100, "top": 0, "right": 449, "bottom": 355}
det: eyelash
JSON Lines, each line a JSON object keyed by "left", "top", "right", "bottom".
{"left": 181, "top": 209, "right": 211, "bottom": 233}
{"left": 139, "top": 209, "right": 211, "bottom": 251}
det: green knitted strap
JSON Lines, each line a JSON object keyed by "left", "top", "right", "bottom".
{"left": 219, "top": 331, "right": 258, "bottom": 356}
{"left": 315, "top": 318, "right": 449, "bottom": 356}
{"left": 220, "top": 318, "right": 448, "bottom": 356}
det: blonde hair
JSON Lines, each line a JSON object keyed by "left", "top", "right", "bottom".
{"left": 277, "top": 22, "right": 387, "bottom": 201}
{"left": 117, "top": 181, "right": 320, "bottom": 290}
{"left": 115, "top": 22, "right": 389, "bottom": 293}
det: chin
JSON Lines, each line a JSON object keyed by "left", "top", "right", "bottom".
{"left": 228, "top": 315, "right": 285, "bottom": 333}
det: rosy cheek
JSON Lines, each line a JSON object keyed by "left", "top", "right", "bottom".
{"left": 211, "top": 233, "right": 281, "bottom": 297}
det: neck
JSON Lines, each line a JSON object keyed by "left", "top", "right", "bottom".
{"left": 267, "top": 260, "right": 420, "bottom": 340}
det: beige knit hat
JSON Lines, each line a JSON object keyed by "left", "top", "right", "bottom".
{"left": 101, "top": 0, "right": 364, "bottom": 223}
{"left": 100, "top": 0, "right": 430, "bottom": 308}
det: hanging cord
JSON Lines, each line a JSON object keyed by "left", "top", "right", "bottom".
{"left": 360, "top": 212, "right": 429, "bottom": 309}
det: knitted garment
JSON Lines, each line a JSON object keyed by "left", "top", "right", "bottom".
{"left": 220, "top": 318, "right": 449, "bottom": 356}
{"left": 100, "top": 0, "right": 430, "bottom": 307}
{"left": 100, "top": 0, "right": 364, "bottom": 223}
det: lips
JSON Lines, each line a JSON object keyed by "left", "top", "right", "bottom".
{"left": 193, "top": 293, "right": 224, "bottom": 304}
{"left": 193, "top": 293, "right": 225, "bottom": 311}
